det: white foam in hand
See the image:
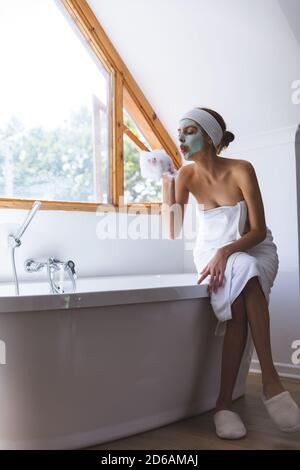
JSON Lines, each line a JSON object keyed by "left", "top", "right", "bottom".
{"left": 139, "top": 149, "right": 178, "bottom": 182}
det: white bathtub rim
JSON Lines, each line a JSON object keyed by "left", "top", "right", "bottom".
{"left": 0, "top": 273, "right": 209, "bottom": 313}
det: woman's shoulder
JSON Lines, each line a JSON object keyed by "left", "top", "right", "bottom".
{"left": 177, "top": 162, "right": 194, "bottom": 179}
{"left": 178, "top": 158, "right": 255, "bottom": 178}
{"left": 222, "top": 157, "right": 255, "bottom": 175}
{"left": 221, "top": 156, "right": 252, "bottom": 166}
{"left": 224, "top": 158, "right": 258, "bottom": 190}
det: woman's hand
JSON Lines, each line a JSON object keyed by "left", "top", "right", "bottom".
{"left": 146, "top": 154, "right": 177, "bottom": 178}
{"left": 197, "top": 248, "right": 229, "bottom": 294}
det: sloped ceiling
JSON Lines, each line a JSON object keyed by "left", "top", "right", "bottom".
{"left": 278, "top": 0, "right": 300, "bottom": 46}
{"left": 87, "top": 0, "right": 300, "bottom": 146}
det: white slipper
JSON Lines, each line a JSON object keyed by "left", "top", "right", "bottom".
{"left": 262, "top": 391, "right": 300, "bottom": 432}
{"left": 213, "top": 410, "right": 247, "bottom": 439}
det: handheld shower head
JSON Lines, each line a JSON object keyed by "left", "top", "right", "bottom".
{"left": 15, "top": 200, "right": 41, "bottom": 243}
{"left": 8, "top": 200, "right": 42, "bottom": 296}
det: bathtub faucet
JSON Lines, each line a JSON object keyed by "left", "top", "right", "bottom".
{"left": 25, "top": 257, "right": 77, "bottom": 294}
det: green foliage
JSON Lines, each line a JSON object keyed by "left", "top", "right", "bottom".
{"left": 0, "top": 106, "right": 161, "bottom": 203}
{"left": 0, "top": 106, "right": 107, "bottom": 202}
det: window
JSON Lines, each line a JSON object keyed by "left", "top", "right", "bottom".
{"left": 0, "top": 0, "right": 180, "bottom": 212}
{"left": 0, "top": 0, "right": 111, "bottom": 204}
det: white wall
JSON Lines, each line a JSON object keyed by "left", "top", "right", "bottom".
{"left": 0, "top": 210, "right": 184, "bottom": 282}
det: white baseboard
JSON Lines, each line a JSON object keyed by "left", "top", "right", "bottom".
{"left": 250, "top": 359, "right": 300, "bottom": 380}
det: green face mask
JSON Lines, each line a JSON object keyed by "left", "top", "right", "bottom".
{"left": 178, "top": 118, "right": 205, "bottom": 160}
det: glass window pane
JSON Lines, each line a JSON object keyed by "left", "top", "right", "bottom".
{"left": 0, "top": 0, "right": 111, "bottom": 203}
{"left": 123, "top": 109, "right": 162, "bottom": 203}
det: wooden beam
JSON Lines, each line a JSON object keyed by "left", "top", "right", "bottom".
{"left": 123, "top": 86, "right": 161, "bottom": 150}
{"left": 112, "top": 71, "right": 124, "bottom": 206}
{"left": 123, "top": 125, "right": 150, "bottom": 151}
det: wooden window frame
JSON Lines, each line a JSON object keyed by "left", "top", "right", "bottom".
{"left": 0, "top": 0, "right": 181, "bottom": 214}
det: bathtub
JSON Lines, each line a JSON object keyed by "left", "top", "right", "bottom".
{"left": 0, "top": 272, "right": 253, "bottom": 449}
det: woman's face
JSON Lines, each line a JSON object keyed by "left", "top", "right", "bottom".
{"left": 177, "top": 119, "right": 205, "bottom": 160}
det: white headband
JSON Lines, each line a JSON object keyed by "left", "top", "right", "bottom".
{"left": 179, "top": 108, "right": 223, "bottom": 148}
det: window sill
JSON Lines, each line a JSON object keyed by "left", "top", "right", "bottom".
{"left": 0, "top": 198, "right": 162, "bottom": 215}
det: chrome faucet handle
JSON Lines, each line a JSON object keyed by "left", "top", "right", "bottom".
{"left": 64, "top": 260, "right": 77, "bottom": 292}
{"left": 24, "top": 258, "right": 47, "bottom": 272}
{"left": 66, "top": 260, "right": 76, "bottom": 275}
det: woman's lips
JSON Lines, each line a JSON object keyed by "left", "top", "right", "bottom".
{"left": 180, "top": 145, "right": 188, "bottom": 153}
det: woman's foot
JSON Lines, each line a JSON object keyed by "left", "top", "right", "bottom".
{"left": 215, "top": 398, "right": 232, "bottom": 413}
{"left": 262, "top": 390, "right": 300, "bottom": 432}
{"left": 214, "top": 410, "right": 247, "bottom": 439}
{"left": 262, "top": 374, "right": 285, "bottom": 400}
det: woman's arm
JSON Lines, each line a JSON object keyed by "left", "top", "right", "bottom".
{"left": 220, "top": 160, "right": 267, "bottom": 258}
{"left": 161, "top": 165, "right": 190, "bottom": 239}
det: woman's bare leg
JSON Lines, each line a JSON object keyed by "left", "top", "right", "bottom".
{"left": 242, "top": 275, "right": 285, "bottom": 399}
{"left": 215, "top": 292, "right": 249, "bottom": 411}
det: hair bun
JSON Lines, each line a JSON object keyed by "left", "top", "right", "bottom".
{"left": 222, "top": 131, "right": 235, "bottom": 146}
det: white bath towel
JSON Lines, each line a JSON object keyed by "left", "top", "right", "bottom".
{"left": 193, "top": 200, "right": 279, "bottom": 336}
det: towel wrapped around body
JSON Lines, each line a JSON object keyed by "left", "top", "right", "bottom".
{"left": 193, "top": 199, "right": 279, "bottom": 337}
